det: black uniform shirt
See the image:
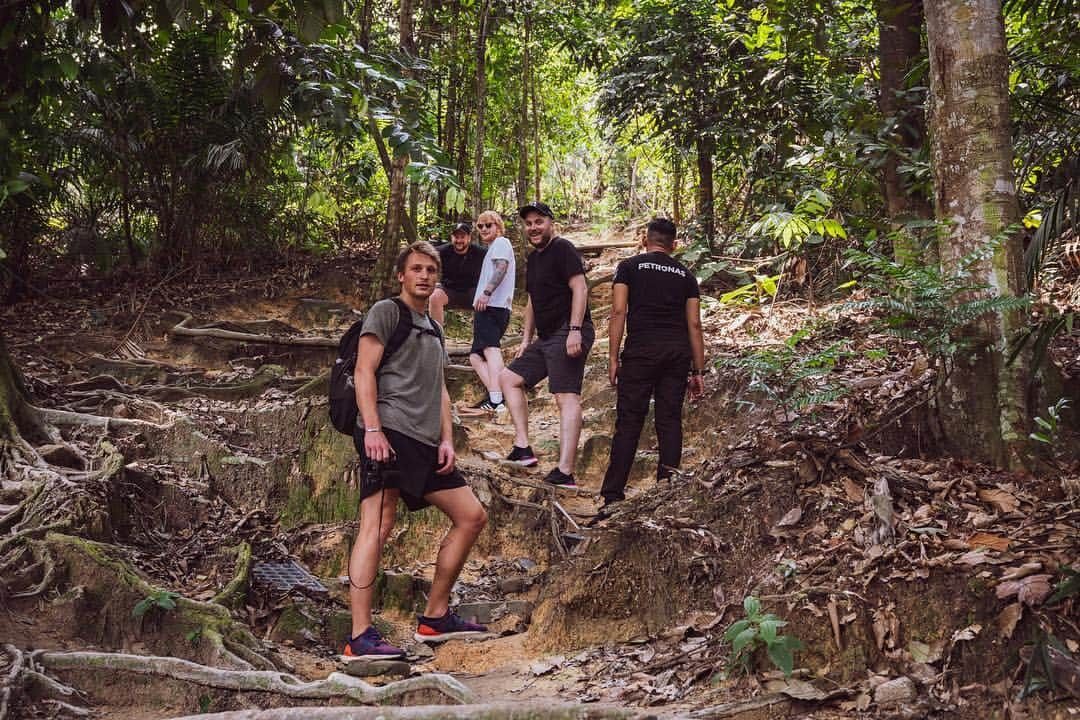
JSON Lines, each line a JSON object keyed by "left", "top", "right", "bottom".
{"left": 613, "top": 251, "right": 700, "bottom": 349}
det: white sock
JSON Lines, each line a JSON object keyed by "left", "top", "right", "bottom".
{"left": 489, "top": 391, "right": 504, "bottom": 404}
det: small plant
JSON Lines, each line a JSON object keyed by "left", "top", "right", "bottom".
{"left": 132, "top": 590, "right": 180, "bottom": 620}
{"left": 719, "top": 324, "right": 852, "bottom": 418}
{"left": 844, "top": 241, "right": 1029, "bottom": 366}
{"left": 186, "top": 628, "right": 203, "bottom": 646}
{"left": 1048, "top": 565, "right": 1079, "bottom": 604}
{"left": 719, "top": 274, "right": 781, "bottom": 306}
{"left": 723, "top": 596, "right": 804, "bottom": 678}
{"left": 1029, "top": 398, "right": 1069, "bottom": 446}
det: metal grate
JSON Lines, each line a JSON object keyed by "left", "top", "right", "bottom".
{"left": 253, "top": 560, "right": 328, "bottom": 594}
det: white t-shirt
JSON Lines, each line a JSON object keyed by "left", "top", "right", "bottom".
{"left": 473, "top": 236, "right": 516, "bottom": 309}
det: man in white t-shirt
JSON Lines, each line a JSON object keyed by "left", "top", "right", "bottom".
{"left": 469, "top": 210, "right": 516, "bottom": 412}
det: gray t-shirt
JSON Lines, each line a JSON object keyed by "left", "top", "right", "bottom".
{"left": 360, "top": 298, "right": 447, "bottom": 446}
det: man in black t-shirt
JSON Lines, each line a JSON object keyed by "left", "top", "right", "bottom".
{"left": 430, "top": 222, "right": 485, "bottom": 325}
{"left": 499, "top": 201, "right": 593, "bottom": 488}
{"left": 597, "top": 218, "right": 706, "bottom": 517}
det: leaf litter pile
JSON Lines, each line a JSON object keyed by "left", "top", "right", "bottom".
{"left": 525, "top": 299, "right": 1079, "bottom": 718}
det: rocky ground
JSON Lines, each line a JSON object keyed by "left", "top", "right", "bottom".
{"left": 1, "top": 232, "right": 1078, "bottom": 719}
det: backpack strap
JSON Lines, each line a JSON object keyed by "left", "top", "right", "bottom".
{"left": 378, "top": 298, "right": 416, "bottom": 370}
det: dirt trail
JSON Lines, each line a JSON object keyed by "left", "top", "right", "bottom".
{"left": 2, "top": 229, "right": 1077, "bottom": 719}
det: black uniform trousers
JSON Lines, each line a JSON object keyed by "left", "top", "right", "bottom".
{"left": 600, "top": 343, "right": 691, "bottom": 503}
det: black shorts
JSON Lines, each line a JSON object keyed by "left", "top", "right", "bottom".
{"left": 438, "top": 286, "right": 474, "bottom": 310}
{"left": 352, "top": 427, "right": 467, "bottom": 511}
{"left": 471, "top": 307, "right": 511, "bottom": 355}
{"left": 506, "top": 323, "right": 594, "bottom": 394}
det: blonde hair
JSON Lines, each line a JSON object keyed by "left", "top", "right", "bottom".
{"left": 477, "top": 210, "right": 505, "bottom": 236}
{"left": 395, "top": 240, "right": 441, "bottom": 275}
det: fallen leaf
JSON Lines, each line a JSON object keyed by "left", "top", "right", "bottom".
{"left": 997, "top": 603, "right": 1022, "bottom": 640}
{"left": 952, "top": 624, "right": 982, "bottom": 642}
{"left": 843, "top": 477, "right": 865, "bottom": 503}
{"left": 999, "top": 562, "right": 1042, "bottom": 581}
{"left": 977, "top": 488, "right": 1020, "bottom": 514}
{"left": 763, "top": 678, "right": 828, "bottom": 700}
{"left": 777, "top": 506, "right": 802, "bottom": 527}
{"left": 1016, "top": 575, "right": 1053, "bottom": 607}
{"left": 967, "top": 532, "right": 1011, "bottom": 551}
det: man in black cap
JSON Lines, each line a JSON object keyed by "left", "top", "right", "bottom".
{"left": 430, "top": 223, "right": 485, "bottom": 326}
{"left": 499, "top": 201, "right": 593, "bottom": 488}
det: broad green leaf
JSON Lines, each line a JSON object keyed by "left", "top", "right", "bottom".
{"left": 767, "top": 643, "right": 794, "bottom": 677}
{"left": 723, "top": 619, "right": 751, "bottom": 641}
{"left": 743, "top": 596, "right": 761, "bottom": 617}
{"left": 731, "top": 627, "right": 758, "bottom": 657}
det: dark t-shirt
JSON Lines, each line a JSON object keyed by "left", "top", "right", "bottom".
{"left": 438, "top": 243, "right": 485, "bottom": 293}
{"left": 613, "top": 251, "right": 700, "bottom": 349}
{"left": 526, "top": 236, "right": 591, "bottom": 338}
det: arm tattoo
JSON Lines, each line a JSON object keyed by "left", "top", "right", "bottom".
{"left": 485, "top": 259, "right": 509, "bottom": 294}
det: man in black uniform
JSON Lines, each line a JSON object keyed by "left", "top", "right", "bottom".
{"left": 599, "top": 218, "right": 705, "bottom": 515}
{"left": 430, "top": 222, "right": 485, "bottom": 326}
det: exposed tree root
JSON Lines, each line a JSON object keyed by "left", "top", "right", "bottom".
{"left": 169, "top": 312, "right": 339, "bottom": 348}
{"left": 35, "top": 651, "right": 476, "bottom": 707}
{"left": 212, "top": 542, "right": 253, "bottom": 609}
{"left": 35, "top": 406, "right": 171, "bottom": 430}
{"left": 1, "top": 645, "right": 89, "bottom": 720}
{"left": 46, "top": 533, "right": 278, "bottom": 671}
{"left": 168, "top": 704, "right": 634, "bottom": 720}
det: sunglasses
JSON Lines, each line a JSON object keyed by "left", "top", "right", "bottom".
{"left": 477, "top": 222, "right": 495, "bottom": 229}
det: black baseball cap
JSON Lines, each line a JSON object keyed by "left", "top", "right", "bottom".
{"left": 451, "top": 222, "right": 472, "bottom": 235}
{"left": 518, "top": 201, "right": 554, "bottom": 219}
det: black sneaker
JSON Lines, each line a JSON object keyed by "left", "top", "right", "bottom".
{"left": 471, "top": 397, "right": 496, "bottom": 411}
{"left": 506, "top": 445, "right": 538, "bottom": 467}
{"left": 586, "top": 499, "right": 622, "bottom": 527}
{"left": 544, "top": 467, "right": 578, "bottom": 489}
{"left": 414, "top": 610, "right": 489, "bottom": 643}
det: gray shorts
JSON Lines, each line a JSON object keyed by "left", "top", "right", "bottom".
{"left": 507, "top": 323, "right": 594, "bottom": 394}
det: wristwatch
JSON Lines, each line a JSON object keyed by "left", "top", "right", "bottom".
{"left": 690, "top": 369, "right": 704, "bottom": 377}
{"left": 568, "top": 325, "right": 582, "bottom": 331}
{"left": 483, "top": 289, "right": 493, "bottom": 297}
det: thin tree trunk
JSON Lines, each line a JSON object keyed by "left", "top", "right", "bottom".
{"left": 471, "top": 0, "right": 492, "bottom": 221}
{"left": 531, "top": 67, "right": 541, "bottom": 201}
{"left": 672, "top": 152, "right": 683, "bottom": 225}
{"left": 369, "top": 0, "right": 417, "bottom": 300}
{"left": 925, "top": 0, "right": 1029, "bottom": 469}
{"left": 695, "top": 136, "right": 715, "bottom": 245}
{"left": 437, "top": 0, "right": 461, "bottom": 219}
{"left": 515, "top": 6, "right": 531, "bottom": 208}
{"left": 878, "top": 0, "right": 934, "bottom": 262}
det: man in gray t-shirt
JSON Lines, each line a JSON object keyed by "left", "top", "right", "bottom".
{"left": 342, "top": 241, "right": 489, "bottom": 663}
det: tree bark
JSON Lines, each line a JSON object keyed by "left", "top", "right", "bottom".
{"left": 925, "top": 0, "right": 1029, "bottom": 469}
{"left": 0, "top": 333, "right": 47, "bottom": 445}
{"left": 515, "top": 6, "right": 531, "bottom": 209}
{"left": 672, "top": 152, "right": 683, "bottom": 225}
{"left": 369, "top": 0, "right": 417, "bottom": 300}
{"left": 471, "top": 0, "right": 493, "bottom": 221}
{"left": 877, "top": 0, "right": 934, "bottom": 262}
{"left": 695, "top": 136, "right": 715, "bottom": 245}
{"left": 436, "top": 0, "right": 461, "bottom": 219}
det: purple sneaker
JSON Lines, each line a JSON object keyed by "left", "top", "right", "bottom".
{"left": 342, "top": 625, "right": 405, "bottom": 661}
{"left": 414, "top": 610, "right": 489, "bottom": 643}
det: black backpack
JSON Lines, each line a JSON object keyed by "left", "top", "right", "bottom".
{"left": 328, "top": 298, "right": 444, "bottom": 435}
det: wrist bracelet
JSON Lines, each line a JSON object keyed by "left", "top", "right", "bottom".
{"left": 569, "top": 325, "right": 582, "bottom": 331}
{"left": 483, "top": 289, "right": 492, "bottom": 296}
{"left": 690, "top": 369, "right": 704, "bottom": 377}
{"left": 365, "top": 427, "right": 383, "bottom": 433}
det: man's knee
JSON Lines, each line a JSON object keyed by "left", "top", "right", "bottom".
{"left": 458, "top": 504, "right": 487, "bottom": 536}
{"left": 500, "top": 368, "right": 524, "bottom": 389}
{"left": 554, "top": 392, "right": 581, "bottom": 412}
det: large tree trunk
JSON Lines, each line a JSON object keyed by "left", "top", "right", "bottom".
{"left": 925, "top": 0, "right": 1029, "bottom": 469}
{"left": 471, "top": 0, "right": 492, "bottom": 221}
{"left": 369, "top": 0, "right": 417, "bottom": 300}
{"left": 695, "top": 136, "right": 715, "bottom": 245}
{"left": 436, "top": 0, "right": 461, "bottom": 220}
{"left": 0, "top": 332, "right": 47, "bottom": 445}
{"left": 672, "top": 152, "right": 683, "bottom": 225}
{"left": 877, "top": 0, "right": 934, "bottom": 262}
